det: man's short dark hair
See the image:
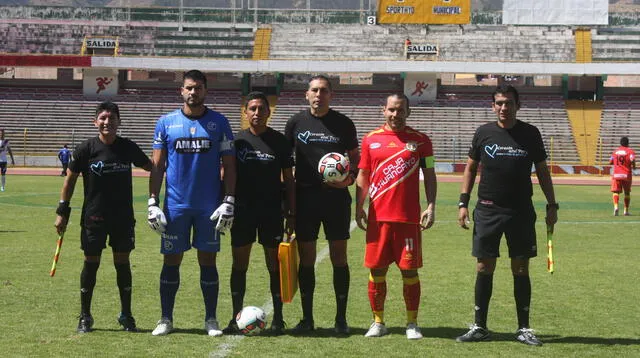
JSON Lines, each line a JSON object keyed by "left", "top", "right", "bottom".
{"left": 184, "top": 70, "right": 207, "bottom": 88}
{"left": 621, "top": 136, "right": 630, "bottom": 147}
{"left": 492, "top": 85, "right": 520, "bottom": 106}
{"left": 95, "top": 101, "right": 120, "bottom": 119}
{"left": 244, "top": 91, "right": 270, "bottom": 109}
{"left": 386, "top": 93, "right": 411, "bottom": 112}
{"left": 308, "top": 74, "right": 333, "bottom": 91}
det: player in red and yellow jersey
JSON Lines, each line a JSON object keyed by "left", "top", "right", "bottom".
{"left": 355, "top": 93, "right": 437, "bottom": 340}
{"left": 610, "top": 136, "right": 636, "bottom": 216}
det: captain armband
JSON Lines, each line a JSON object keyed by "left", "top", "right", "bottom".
{"left": 420, "top": 156, "right": 435, "bottom": 169}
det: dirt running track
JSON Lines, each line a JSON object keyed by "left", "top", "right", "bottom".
{"left": 8, "top": 167, "right": 620, "bottom": 186}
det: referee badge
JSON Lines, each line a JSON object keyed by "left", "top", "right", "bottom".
{"left": 405, "top": 141, "right": 417, "bottom": 152}
{"left": 190, "top": 127, "right": 196, "bottom": 135}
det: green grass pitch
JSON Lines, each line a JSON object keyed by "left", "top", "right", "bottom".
{"left": 1, "top": 175, "right": 639, "bottom": 357}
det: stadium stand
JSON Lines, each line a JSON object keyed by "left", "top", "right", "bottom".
{"left": 268, "top": 24, "right": 576, "bottom": 62}
{"left": 0, "top": 22, "right": 255, "bottom": 58}
{"left": 0, "top": 86, "right": 579, "bottom": 164}
{"left": 592, "top": 27, "right": 640, "bottom": 62}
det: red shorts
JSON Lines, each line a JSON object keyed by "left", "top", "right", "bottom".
{"left": 365, "top": 221, "right": 422, "bottom": 270}
{"left": 611, "top": 179, "right": 632, "bottom": 193}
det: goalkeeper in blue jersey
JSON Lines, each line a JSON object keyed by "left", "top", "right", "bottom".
{"left": 147, "top": 70, "right": 237, "bottom": 337}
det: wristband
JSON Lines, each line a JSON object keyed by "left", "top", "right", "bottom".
{"left": 56, "top": 200, "right": 71, "bottom": 217}
{"left": 546, "top": 203, "right": 559, "bottom": 210}
{"left": 458, "top": 193, "right": 470, "bottom": 208}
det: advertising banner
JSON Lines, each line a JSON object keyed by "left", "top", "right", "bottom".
{"left": 378, "top": 0, "right": 470, "bottom": 24}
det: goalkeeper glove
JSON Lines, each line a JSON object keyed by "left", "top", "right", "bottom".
{"left": 147, "top": 197, "right": 167, "bottom": 234}
{"left": 210, "top": 195, "right": 235, "bottom": 232}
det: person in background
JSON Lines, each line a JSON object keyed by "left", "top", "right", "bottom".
{"left": 58, "top": 144, "right": 72, "bottom": 177}
{"left": 0, "top": 128, "right": 16, "bottom": 192}
{"left": 609, "top": 136, "right": 636, "bottom": 216}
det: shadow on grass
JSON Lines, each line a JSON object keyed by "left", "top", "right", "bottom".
{"left": 406, "top": 327, "right": 640, "bottom": 345}
{"left": 287, "top": 326, "right": 367, "bottom": 338}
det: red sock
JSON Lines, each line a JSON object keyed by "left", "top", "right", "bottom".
{"left": 624, "top": 195, "right": 631, "bottom": 211}
{"left": 403, "top": 276, "right": 420, "bottom": 324}
{"left": 613, "top": 193, "right": 620, "bottom": 208}
{"left": 368, "top": 274, "right": 386, "bottom": 323}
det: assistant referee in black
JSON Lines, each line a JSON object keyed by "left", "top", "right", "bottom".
{"left": 455, "top": 85, "right": 558, "bottom": 346}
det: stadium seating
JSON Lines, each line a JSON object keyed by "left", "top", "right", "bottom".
{"left": 268, "top": 24, "right": 575, "bottom": 62}
{"left": 0, "top": 22, "right": 255, "bottom": 58}
{"left": 0, "top": 89, "right": 580, "bottom": 163}
{"left": 592, "top": 27, "right": 640, "bottom": 62}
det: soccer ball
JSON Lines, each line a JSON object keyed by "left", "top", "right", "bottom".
{"left": 236, "top": 306, "right": 267, "bottom": 335}
{"left": 318, "top": 152, "right": 350, "bottom": 183}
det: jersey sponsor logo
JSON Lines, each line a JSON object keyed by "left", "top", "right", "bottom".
{"left": 237, "top": 147, "right": 275, "bottom": 163}
{"left": 386, "top": 142, "right": 398, "bottom": 148}
{"left": 297, "top": 130, "right": 340, "bottom": 145}
{"left": 90, "top": 161, "right": 132, "bottom": 176}
{"left": 405, "top": 141, "right": 418, "bottom": 152}
{"left": 167, "top": 124, "right": 183, "bottom": 129}
{"left": 90, "top": 161, "right": 104, "bottom": 176}
{"left": 174, "top": 137, "right": 212, "bottom": 153}
{"left": 370, "top": 142, "right": 382, "bottom": 149}
{"left": 297, "top": 131, "right": 311, "bottom": 144}
{"left": 370, "top": 155, "right": 418, "bottom": 199}
{"left": 484, "top": 144, "right": 527, "bottom": 159}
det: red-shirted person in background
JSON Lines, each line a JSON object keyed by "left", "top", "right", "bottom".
{"left": 610, "top": 136, "right": 636, "bottom": 216}
{"left": 355, "top": 93, "right": 437, "bottom": 340}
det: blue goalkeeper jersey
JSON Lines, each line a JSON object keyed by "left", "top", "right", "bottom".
{"left": 153, "top": 107, "right": 234, "bottom": 211}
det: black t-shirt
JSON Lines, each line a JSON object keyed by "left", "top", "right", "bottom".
{"left": 284, "top": 109, "right": 358, "bottom": 187}
{"left": 69, "top": 136, "right": 150, "bottom": 228}
{"left": 469, "top": 120, "right": 547, "bottom": 207}
{"left": 234, "top": 127, "right": 293, "bottom": 205}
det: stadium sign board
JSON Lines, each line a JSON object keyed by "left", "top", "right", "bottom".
{"left": 378, "top": 0, "right": 470, "bottom": 24}
{"left": 407, "top": 44, "right": 438, "bottom": 55}
{"left": 85, "top": 39, "right": 118, "bottom": 49}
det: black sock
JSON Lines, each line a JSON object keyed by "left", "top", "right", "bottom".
{"left": 115, "top": 262, "right": 132, "bottom": 317}
{"left": 333, "top": 265, "right": 350, "bottom": 323}
{"left": 513, "top": 275, "right": 531, "bottom": 329}
{"left": 230, "top": 268, "right": 247, "bottom": 320}
{"left": 298, "top": 265, "right": 315, "bottom": 322}
{"left": 80, "top": 261, "right": 100, "bottom": 316}
{"left": 269, "top": 269, "right": 283, "bottom": 323}
{"left": 474, "top": 272, "right": 493, "bottom": 329}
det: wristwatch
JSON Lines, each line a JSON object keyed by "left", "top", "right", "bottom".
{"left": 546, "top": 203, "right": 559, "bottom": 210}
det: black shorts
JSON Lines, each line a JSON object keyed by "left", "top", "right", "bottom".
{"left": 0, "top": 162, "right": 6, "bottom": 175}
{"left": 81, "top": 224, "right": 136, "bottom": 256}
{"left": 471, "top": 200, "right": 537, "bottom": 259}
{"left": 230, "top": 202, "right": 284, "bottom": 249}
{"left": 296, "top": 186, "right": 351, "bottom": 242}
